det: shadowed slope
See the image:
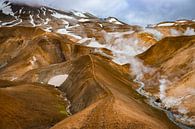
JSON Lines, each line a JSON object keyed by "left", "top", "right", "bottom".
{"left": 0, "top": 81, "right": 68, "bottom": 129}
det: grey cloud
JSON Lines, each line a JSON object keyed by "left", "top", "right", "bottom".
{"left": 2, "top": 0, "right": 195, "bottom": 26}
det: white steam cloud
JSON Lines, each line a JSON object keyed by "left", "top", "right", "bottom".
{"left": 184, "top": 27, "right": 195, "bottom": 36}
{"left": 159, "top": 78, "right": 170, "bottom": 100}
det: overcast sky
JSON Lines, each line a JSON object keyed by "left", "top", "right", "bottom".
{"left": 6, "top": 0, "right": 195, "bottom": 25}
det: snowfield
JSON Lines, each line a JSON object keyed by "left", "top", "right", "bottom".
{"left": 107, "top": 18, "right": 123, "bottom": 25}
{"left": 48, "top": 74, "right": 69, "bottom": 87}
{"left": 157, "top": 22, "right": 175, "bottom": 27}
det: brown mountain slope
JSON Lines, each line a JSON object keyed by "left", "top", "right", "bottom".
{"left": 137, "top": 35, "right": 195, "bottom": 127}
{"left": 49, "top": 55, "right": 179, "bottom": 129}
{"left": 0, "top": 25, "right": 182, "bottom": 129}
{"left": 138, "top": 35, "right": 195, "bottom": 67}
{"left": 0, "top": 81, "right": 68, "bottom": 129}
{"left": 0, "top": 26, "right": 81, "bottom": 80}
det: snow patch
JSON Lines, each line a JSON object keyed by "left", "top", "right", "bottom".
{"left": 72, "top": 11, "right": 87, "bottom": 18}
{"left": 56, "top": 28, "right": 67, "bottom": 34}
{"left": 41, "top": 7, "right": 46, "bottom": 16}
{"left": 43, "top": 26, "right": 52, "bottom": 32}
{"left": 107, "top": 18, "right": 123, "bottom": 25}
{"left": 52, "top": 12, "right": 75, "bottom": 20}
{"left": 29, "top": 15, "right": 36, "bottom": 27}
{"left": 157, "top": 22, "right": 175, "bottom": 27}
{"left": 78, "top": 18, "right": 90, "bottom": 22}
{"left": 1, "top": 19, "right": 22, "bottom": 27}
{"left": 87, "top": 38, "right": 105, "bottom": 48}
{"left": 43, "top": 18, "right": 50, "bottom": 25}
{"left": 48, "top": 74, "right": 69, "bottom": 87}
{"left": 62, "top": 19, "right": 70, "bottom": 26}
{"left": 18, "top": 7, "right": 24, "bottom": 14}
{"left": 94, "top": 49, "right": 113, "bottom": 59}
{"left": 99, "top": 23, "right": 103, "bottom": 28}
{"left": 176, "top": 20, "right": 187, "bottom": 23}
{"left": 67, "top": 24, "right": 80, "bottom": 29}
{"left": 57, "top": 29, "right": 82, "bottom": 39}
{"left": 77, "top": 38, "right": 91, "bottom": 44}
{"left": 0, "top": 1, "right": 15, "bottom": 17}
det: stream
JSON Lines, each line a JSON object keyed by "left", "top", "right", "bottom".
{"left": 134, "top": 78, "right": 194, "bottom": 129}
